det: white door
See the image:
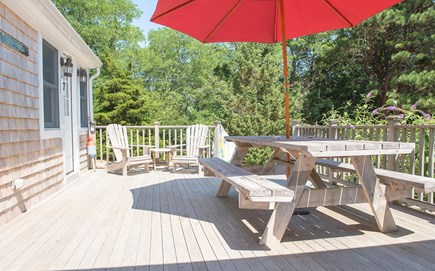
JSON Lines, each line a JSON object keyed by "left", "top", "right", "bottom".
{"left": 62, "top": 76, "right": 74, "bottom": 174}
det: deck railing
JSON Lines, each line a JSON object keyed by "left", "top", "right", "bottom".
{"left": 292, "top": 118, "right": 435, "bottom": 209}
{"left": 92, "top": 119, "right": 434, "bottom": 209}
{"left": 94, "top": 121, "right": 223, "bottom": 164}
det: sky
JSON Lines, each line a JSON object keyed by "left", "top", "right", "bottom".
{"left": 131, "top": 0, "right": 162, "bottom": 37}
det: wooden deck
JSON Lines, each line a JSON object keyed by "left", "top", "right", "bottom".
{"left": 1, "top": 169, "right": 435, "bottom": 271}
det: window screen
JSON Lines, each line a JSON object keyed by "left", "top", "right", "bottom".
{"left": 80, "top": 82, "right": 88, "bottom": 128}
{"left": 42, "top": 40, "right": 59, "bottom": 128}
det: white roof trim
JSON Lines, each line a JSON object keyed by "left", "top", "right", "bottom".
{"left": 2, "top": 0, "right": 102, "bottom": 68}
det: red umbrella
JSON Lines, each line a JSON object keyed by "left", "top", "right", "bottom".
{"left": 151, "top": 0, "right": 402, "bottom": 138}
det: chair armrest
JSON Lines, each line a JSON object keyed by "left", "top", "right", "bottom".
{"left": 108, "top": 146, "right": 129, "bottom": 150}
{"left": 196, "top": 145, "right": 210, "bottom": 157}
{"left": 168, "top": 144, "right": 186, "bottom": 148}
{"left": 168, "top": 144, "right": 186, "bottom": 153}
{"left": 134, "top": 144, "right": 153, "bottom": 154}
{"left": 168, "top": 144, "right": 188, "bottom": 156}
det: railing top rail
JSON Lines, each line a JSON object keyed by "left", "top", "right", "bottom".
{"left": 294, "top": 125, "right": 386, "bottom": 129}
{"left": 295, "top": 123, "right": 435, "bottom": 129}
{"left": 294, "top": 125, "right": 327, "bottom": 128}
{"left": 334, "top": 125, "right": 387, "bottom": 129}
{"left": 95, "top": 124, "right": 215, "bottom": 129}
{"left": 159, "top": 125, "right": 215, "bottom": 129}
{"left": 396, "top": 124, "right": 435, "bottom": 129}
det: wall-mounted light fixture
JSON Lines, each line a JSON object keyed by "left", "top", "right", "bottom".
{"left": 60, "top": 56, "right": 73, "bottom": 77}
{"left": 79, "top": 69, "right": 88, "bottom": 85}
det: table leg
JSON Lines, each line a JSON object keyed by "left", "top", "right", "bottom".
{"left": 310, "top": 169, "right": 327, "bottom": 189}
{"left": 230, "top": 145, "right": 249, "bottom": 166}
{"left": 352, "top": 156, "right": 397, "bottom": 232}
{"left": 260, "top": 154, "right": 316, "bottom": 246}
{"left": 261, "top": 148, "right": 281, "bottom": 174}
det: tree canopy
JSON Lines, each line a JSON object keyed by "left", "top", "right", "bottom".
{"left": 53, "top": 0, "right": 434, "bottom": 131}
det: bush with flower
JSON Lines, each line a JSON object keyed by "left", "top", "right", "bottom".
{"left": 322, "top": 90, "right": 434, "bottom": 126}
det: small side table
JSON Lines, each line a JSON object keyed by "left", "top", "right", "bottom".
{"left": 150, "top": 148, "right": 172, "bottom": 171}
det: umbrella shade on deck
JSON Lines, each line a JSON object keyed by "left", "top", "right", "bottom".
{"left": 151, "top": 0, "right": 402, "bottom": 137}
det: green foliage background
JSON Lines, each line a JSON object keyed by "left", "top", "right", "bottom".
{"left": 53, "top": 0, "right": 434, "bottom": 134}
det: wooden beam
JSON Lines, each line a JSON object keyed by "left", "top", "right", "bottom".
{"left": 272, "top": 156, "right": 327, "bottom": 189}
{"left": 239, "top": 186, "right": 368, "bottom": 210}
{"left": 239, "top": 193, "right": 275, "bottom": 210}
{"left": 297, "top": 186, "right": 367, "bottom": 207}
{"left": 261, "top": 149, "right": 282, "bottom": 174}
{"left": 230, "top": 145, "right": 249, "bottom": 166}
{"left": 260, "top": 154, "right": 316, "bottom": 246}
{"left": 216, "top": 180, "right": 232, "bottom": 197}
{"left": 352, "top": 156, "right": 397, "bottom": 232}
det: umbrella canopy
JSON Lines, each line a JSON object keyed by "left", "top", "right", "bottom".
{"left": 151, "top": 0, "right": 402, "bottom": 43}
{"left": 151, "top": 0, "right": 402, "bottom": 138}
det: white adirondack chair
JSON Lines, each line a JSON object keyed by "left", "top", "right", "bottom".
{"left": 106, "top": 124, "right": 152, "bottom": 176}
{"left": 170, "top": 124, "right": 209, "bottom": 173}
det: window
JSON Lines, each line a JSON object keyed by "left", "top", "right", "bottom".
{"left": 80, "top": 82, "right": 88, "bottom": 128}
{"left": 42, "top": 40, "right": 59, "bottom": 128}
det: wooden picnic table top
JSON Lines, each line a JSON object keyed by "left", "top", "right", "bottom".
{"left": 225, "top": 136, "right": 415, "bottom": 158}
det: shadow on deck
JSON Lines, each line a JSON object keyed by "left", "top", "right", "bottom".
{"left": 58, "top": 239, "right": 435, "bottom": 271}
{"left": 0, "top": 170, "right": 434, "bottom": 271}
{"left": 132, "top": 178, "right": 392, "bottom": 246}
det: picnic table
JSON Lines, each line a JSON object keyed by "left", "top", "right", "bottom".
{"left": 201, "top": 136, "right": 417, "bottom": 246}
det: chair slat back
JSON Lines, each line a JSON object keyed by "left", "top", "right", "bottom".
{"left": 186, "top": 124, "right": 209, "bottom": 156}
{"left": 107, "top": 124, "right": 130, "bottom": 162}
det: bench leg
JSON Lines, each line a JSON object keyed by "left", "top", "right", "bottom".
{"left": 204, "top": 168, "right": 214, "bottom": 176}
{"left": 352, "top": 156, "right": 397, "bottom": 232}
{"left": 198, "top": 162, "right": 202, "bottom": 174}
{"left": 216, "top": 180, "right": 232, "bottom": 197}
{"left": 260, "top": 155, "right": 316, "bottom": 246}
{"left": 122, "top": 160, "right": 128, "bottom": 176}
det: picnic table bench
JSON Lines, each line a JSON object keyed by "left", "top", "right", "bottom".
{"left": 200, "top": 157, "right": 294, "bottom": 209}
{"left": 271, "top": 157, "right": 435, "bottom": 201}
{"left": 200, "top": 136, "right": 427, "bottom": 246}
{"left": 315, "top": 159, "right": 435, "bottom": 201}
{"left": 201, "top": 157, "right": 368, "bottom": 209}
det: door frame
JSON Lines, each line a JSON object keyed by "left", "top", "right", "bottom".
{"left": 61, "top": 74, "right": 75, "bottom": 175}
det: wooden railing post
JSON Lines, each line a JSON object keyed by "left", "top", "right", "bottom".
{"left": 328, "top": 119, "right": 338, "bottom": 139}
{"left": 105, "top": 128, "right": 109, "bottom": 164}
{"left": 291, "top": 120, "right": 300, "bottom": 137}
{"left": 154, "top": 121, "right": 160, "bottom": 159}
{"left": 326, "top": 119, "right": 339, "bottom": 184}
{"left": 214, "top": 121, "right": 222, "bottom": 158}
{"left": 387, "top": 116, "right": 400, "bottom": 170}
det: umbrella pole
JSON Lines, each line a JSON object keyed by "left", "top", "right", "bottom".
{"left": 279, "top": 0, "right": 290, "bottom": 140}
{"left": 279, "top": 0, "right": 291, "bottom": 176}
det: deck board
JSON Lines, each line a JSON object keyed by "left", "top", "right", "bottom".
{"left": 0, "top": 170, "right": 435, "bottom": 271}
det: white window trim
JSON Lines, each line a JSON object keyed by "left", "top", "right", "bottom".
{"left": 39, "top": 32, "right": 63, "bottom": 140}
{"left": 77, "top": 69, "right": 89, "bottom": 134}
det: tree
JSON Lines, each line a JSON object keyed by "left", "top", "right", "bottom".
{"left": 300, "top": 32, "right": 372, "bottom": 123}
{"left": 297, "top": 0, "right": 434, "bottom": 123}
{"left": 221, "top": 43, "right": 284, "bottom": 136}
{"left": 54, "top": 0, "right": 433, "bottom": 129}
{"left": 52, "top": 0, "right": 143, "bottom": 55}
{"left": 355, "top": 0, "right": 434, "bottom": 111}
{"left": 94, "top": 68, "right": 158, "bottom": 125}
{"left": 136, "top": 29, "right": 229, "bottom": 124}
